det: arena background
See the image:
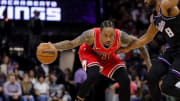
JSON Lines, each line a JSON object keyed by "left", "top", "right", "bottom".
{"left": 0, "top": 0, "right": 180, "bottom": 101}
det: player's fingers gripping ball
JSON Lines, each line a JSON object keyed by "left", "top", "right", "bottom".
{"left": 36, "top": 43, "right": 57, "bottom": 64}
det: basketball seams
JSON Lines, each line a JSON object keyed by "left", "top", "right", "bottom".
{"left": 36, "top": 43, "right": 58, "bottom": 64}
{"left": 37, "top": 55, "right": 56, "bottom": 57}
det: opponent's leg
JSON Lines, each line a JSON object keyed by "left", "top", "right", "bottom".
{"left": 112, "top": 68, "right": 130, "bottom": 101}
{"left": 161, "top": 54, "right": 180, "bottom": 98}
{"left": 77, "top": 66, "right": 101, "bottom": 101}
{"left": 161, "top": 72, "right": 180, "bottom": 98}
{"left": 146, "top": 59, "right": 169, "bottom": 101}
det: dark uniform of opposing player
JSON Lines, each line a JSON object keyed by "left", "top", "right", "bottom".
{"left": 149, "top": 5, "right": 180, "bottom": 100}
{"left": 117, "top": 0, "right": 180, "bottom": 100}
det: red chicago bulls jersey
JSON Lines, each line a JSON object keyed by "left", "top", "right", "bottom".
{"left": 93, "top": 28, "right": 120, "bottom": 60}
{"left": 78, "top": 28, "right": 125, "bottom": 78}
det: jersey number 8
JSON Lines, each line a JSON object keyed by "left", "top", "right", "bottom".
{"left": 165, "top": 27, "right": 174, "bottom": 38}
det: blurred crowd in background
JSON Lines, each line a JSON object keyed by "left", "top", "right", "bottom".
{"left": 0, "top": 0, "right": 179, "bottom": 101}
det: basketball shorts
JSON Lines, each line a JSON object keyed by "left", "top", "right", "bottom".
{"left": 78, "top": 43, "right": 126, "bottom": 78}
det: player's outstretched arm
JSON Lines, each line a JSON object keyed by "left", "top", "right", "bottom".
{"left": 52, "top": 30, "right": 94, "bottom": 51}
{"left": 118, "top": 31, "right": 152, "bottom": 71}
{"left": 118, "top": 23, "right": 158, "bottom": 53}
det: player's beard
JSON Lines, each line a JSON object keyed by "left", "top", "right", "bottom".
{"left": 104, "top": 41, "right": 111, "bottom": 48}
{"left": 104, "top": 45, "right": 109, "bottom": 48}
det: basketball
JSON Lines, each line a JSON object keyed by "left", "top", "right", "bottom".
{"left": 36, "top": 43, "right": 58, "bottom": 64}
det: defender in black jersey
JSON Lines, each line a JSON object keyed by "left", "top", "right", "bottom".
{"left": 117, "top": 0, "right": 180, "bottom": 100}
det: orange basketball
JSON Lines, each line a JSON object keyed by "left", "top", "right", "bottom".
{"left": 36, "top": 43, "right": 58, "bottom": 64}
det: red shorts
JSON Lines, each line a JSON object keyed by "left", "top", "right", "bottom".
{"left": 78, "top": 44, "right": 126, "bottom": 78}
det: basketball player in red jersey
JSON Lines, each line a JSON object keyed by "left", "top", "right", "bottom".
{"left": 41, "top": 20, "right": 151, "bottom": 101}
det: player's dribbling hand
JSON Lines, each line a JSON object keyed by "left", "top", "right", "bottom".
{"left": 38, "top": 42, "right": 55, "bottom": 49}
{"left": 47, "top": 42, "right": 56, "bottom": 49}
{"left": 36, "top": 42, "right": 58, "bottom": 64}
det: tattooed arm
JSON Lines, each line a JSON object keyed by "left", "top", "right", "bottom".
{"left": 52, "top": 30, "right": 94, "bottom": 51}
{"left": 118, "top": 31, "right": 152, "bottom": 71}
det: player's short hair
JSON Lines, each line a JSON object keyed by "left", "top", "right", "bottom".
{"left": 100, "top": 20, "right": 115, "bottom": 30}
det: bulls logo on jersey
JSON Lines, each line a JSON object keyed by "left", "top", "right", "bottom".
{"left": 99, "top": 52, "right": 110, "bottom": 60}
